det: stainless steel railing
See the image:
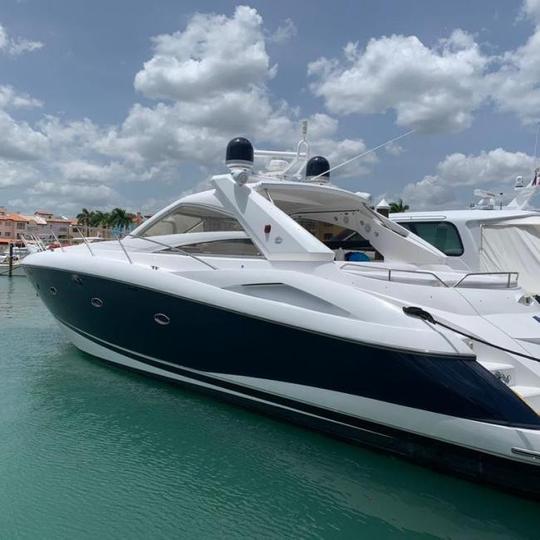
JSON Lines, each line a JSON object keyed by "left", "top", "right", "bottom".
{"left": 341, "top": 263, "right": 519, "bottom": 289}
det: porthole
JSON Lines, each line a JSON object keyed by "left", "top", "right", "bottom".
{"left": 72, "top": 274, "right": 83, "bottom": 286}
{"left": 91, "top": 297, "right": 103, "bottom": 308}
{"left": 49, "top": 287, "right": 57, "bottom": 295}
{"left": 154, "top": 313, "right": 170, "bottom": 326}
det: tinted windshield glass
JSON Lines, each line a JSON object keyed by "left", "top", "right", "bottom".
{"left": 161, "top": 239, "right": 262, "bottom": 257}
{"left": 399, "top": 221, "right": 464, "bottom": 256}
{"left": 140, "top": 205, "right": 243, "bottom": 237}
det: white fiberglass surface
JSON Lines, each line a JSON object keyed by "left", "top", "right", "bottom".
{"left": 225, "top": 282, "right": 351, "bottom": 317}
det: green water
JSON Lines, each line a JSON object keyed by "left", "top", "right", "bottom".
{"left": 1, "top": 278, "right": 539, "bottom": 539}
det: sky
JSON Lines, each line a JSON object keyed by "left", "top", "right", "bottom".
{"left": 1, "top": 0, "right": 540, "bottom": 215}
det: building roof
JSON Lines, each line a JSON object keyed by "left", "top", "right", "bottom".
{"left": 29, "top": 215, "right": 48, "bottom": 225}
{"left": 0, "top": 212, "right": 30, "bottom": 223}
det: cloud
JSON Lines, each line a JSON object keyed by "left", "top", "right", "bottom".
{"left": 104, "top": 7, "right": 370, "bottom": 178}
{"left": 385, "top": 142, "right": 404, "bottom": 156}
{"left": 0, "top": 6, "right": 373, "bottom": 214}
{"left": 0, "top": 23, "right": 43, "bottom": 56}
{"left": 522, "top": 0, "right": 540, "bottom": 23}
{"left": 0, "top": 160, "right": 37, "bottom": 188}
{"left": 269, "top": 19, "right": 297, "bottom": 45}
{"left": 0, "top": 85, "right": 42, "bottom": 109}
{"left": 308, "top": 30, "right": 490, "bottom": 133}
{"left": 400, "top": 148, "right": 535, "bottom": 209}
{"left": 488, "top": 9, "right": 540, "bottom": 124}
{"left": 134, "top": 6, "right": 273, "bottom": 102}
{"left": 0, "top": 110, "right": 48, "bottom": 160}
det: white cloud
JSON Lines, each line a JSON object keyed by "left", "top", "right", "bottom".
{"left": 489, "top": 10, "right": 540, "bottom": 124}
{"left": 134, "top": 6, "right": 273, "bottom": 102}
{"left": 522, "top": 0, "right": 540, "bottom": 23}
{"left": 103, "top": 8, "right": 371, "bottom": 180}
{"left": 0, "top": 6, "right": 373, "bottom": 215}
{"left": 308, "top": 30, "right": 490, "bottom": 133}
{"left": 0, "top": 23, "right": 43, "bottom": 56}
{"left": 385, "top": 142, "right": 404, "bottom": 156}
{"left": 269, "top": 19, "right": 297, "bottom": 45}
{"left": 400, "top": 148, "right": 535, "bottom": 209}
{"left": 0, "top": 110, "right": 48, "bottom": 160}
{"left": 0, "top": 85, "right": 42, "bottom": 109}
{"left": 0, "top": 160, "right": 37, "bottom": 188}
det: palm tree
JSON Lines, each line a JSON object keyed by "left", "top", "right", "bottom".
{"left": 89, "top": 210, "right": 104, "bottom": 227}
{"left": 76, "top": 207, "right": 133, "bottom": 238}
{"left": 109, "top": 208, "right": 132, "bottom": 231}
{"left": 389, "top": 199, "right": 410, "bottom": 213}
{"left": 76, "top": 208, "right": 93, "bottom": 236}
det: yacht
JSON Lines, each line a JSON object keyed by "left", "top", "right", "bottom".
{"left": 391, "top": 175, "right": 540, "bottom": 295}
{"left": 23, "top": 137, "right": 540, "bottom": 498}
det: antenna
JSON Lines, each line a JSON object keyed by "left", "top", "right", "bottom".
{"left": 295, "top": 119, "right": 310, "bottom": 163}
{"left": 309, "top": 129, "right": 416, "bottom": 182}
{"left": 535, "top": 122, "right": 540, "bottom": 170}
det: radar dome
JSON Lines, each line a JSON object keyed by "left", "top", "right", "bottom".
{"left": 226, "top": 137, "right": 254, "bottom": 168}
{"left": 306, "top": 156, "right": 330, "bottom": 182}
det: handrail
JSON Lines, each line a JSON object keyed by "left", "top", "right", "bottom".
{"left": 453, "top": 271, "right": 519, "bottom": 288}
{"left": 341, "top": 263, "right": 448, "bottom": 287}
{"left": 117, "top": 235, "right": 133, "bottom": 264}
{"left": 341, "top": 263, "right": 520, "bottom": 289}
{"left": 19, "top": 233, "right": 46, "bottom": 252}
{"left": 127, "top": 234, "right": 217, "bottom": 270}
{"left": 73, "top": 227, "right": 95, "bottom": 256}
{"left": 50, "top": 230, "right": 65, "bottom": 252}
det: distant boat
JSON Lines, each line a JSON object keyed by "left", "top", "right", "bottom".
{"left": 0, "top": 244, "right": 40, "bottom": 277}
{"left": 391, "top": 171, "right": 540, "bottom": 296}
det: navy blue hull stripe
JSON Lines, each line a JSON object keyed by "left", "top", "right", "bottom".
{"left": 26, "top": 265, "right": 540, "bottom": 428}
{"left": 61, "top": 316, "right": 413, "bottom": 438}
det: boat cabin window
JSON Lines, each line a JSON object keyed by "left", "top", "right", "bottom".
{"left": 140, "top": 205, "right": 243, "bottom": 237}
{"left": 166, "top": 238, "right": 262, "bottom": 258}
{"left": 398, "top": 221, "right": 464, "bottom": 256}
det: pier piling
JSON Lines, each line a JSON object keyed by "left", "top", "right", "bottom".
{"left": 8, "top": 243, "right": 13, "bottom": 277}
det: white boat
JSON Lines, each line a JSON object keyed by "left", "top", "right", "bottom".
{"left": 23, "top": 137, "right": 540, "bottom": 497}
{"left": 0, "top": 246, "right": 36, "bottom": 276}
{"left": 391, "top": 174, "right": 540, "bottom": 295}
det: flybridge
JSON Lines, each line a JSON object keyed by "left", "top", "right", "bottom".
{"left": 217, "top": 135, "right": 448, "bottom": 266}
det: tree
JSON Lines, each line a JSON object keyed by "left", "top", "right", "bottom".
{"left": 76, "top": 207, "right": 134, "bottom": 238}
{"left": 389, "top": 199, "right": 410, "bottom": 213}
{"left": 108, "top": 208, "right": 131, "bottom": 229}
{"left": 76, "top": 208, "right": 92, "bottom": 225}
{"left": 76, "top": 208, "right": 93, "bottom": 236}
{"left": 89, "top": 210, "right": 107, "bottom": 227}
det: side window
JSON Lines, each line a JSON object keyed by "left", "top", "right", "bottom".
{"left": 177, "top": 239, "right": 262, "bottom": 257}
{"left": 140, "top": 205, "right": 243, "bottom": 237}
{"left": 399, "top": 221, "right": 464, "bottom": 256}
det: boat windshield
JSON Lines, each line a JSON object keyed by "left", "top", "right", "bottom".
{"left": 140, "top": 205, "right": 243, "bottom": 237}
